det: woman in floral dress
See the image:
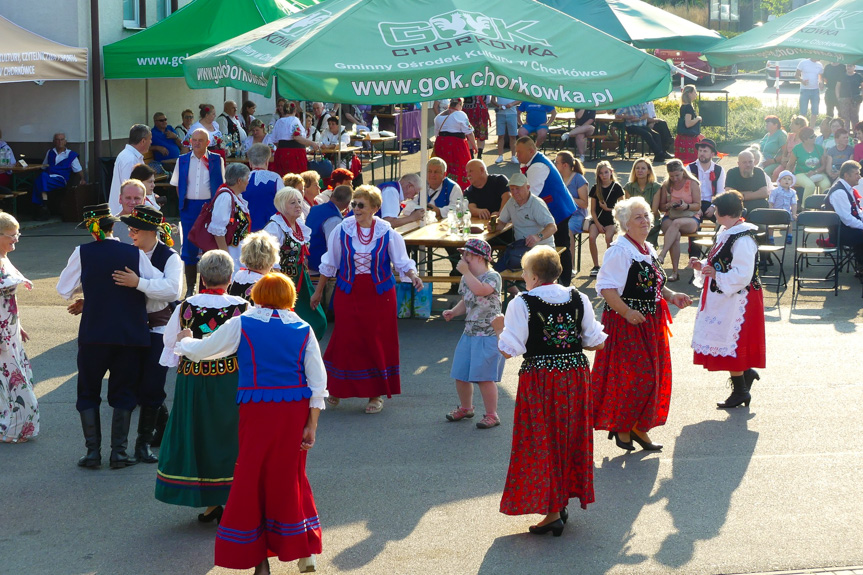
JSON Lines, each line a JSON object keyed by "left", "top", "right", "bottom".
{"left": 0, "top": 213, "right": 38, "bottom": 443}
{"left": 264, "top": 186, "right": 327, "bottom": 340}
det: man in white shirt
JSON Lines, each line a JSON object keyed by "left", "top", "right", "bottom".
{"left": 306, "top": 102, "right": 332, "bottom": 141}
{"left": 687, "top": 139, "right": 726, "bottom": 220}
{"left": 109, "top": 124, "right": 151, "bottom": 214}
{"left": 426, "top": 157, "right": 463, "bottom": 219}
{"left": 33, "top": 132, "right": 86, "bottom": 220}
{"left": 796, "top": 58, "right": 824, "bottom": 121}
{"left": 169, "top": 129, "right": 226, "bottom": 296}
{"left": 380, "top": 173, "right": 425, "bottom": 228}
{"left": 216, "top": 100, "right": 247, "bottom": 143}
{"left": 112, "top": 180, "right": 147, "bottom": 244}
{"left": 824, "top": 160, "right": 863, "bottom": 271}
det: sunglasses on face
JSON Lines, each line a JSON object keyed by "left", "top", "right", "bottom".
{"left": 350, "top": 201, "right": 366, "bottom": 209}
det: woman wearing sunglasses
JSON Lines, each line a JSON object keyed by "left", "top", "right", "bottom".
{"left": 311, "top": 185, "right": 422, "bottom": 414}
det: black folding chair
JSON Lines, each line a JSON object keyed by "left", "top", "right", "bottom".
{"left": 747, "top": 209, "right": 791, "bottom": 289}
{"left": 794, "top": 211, "right": 841, "bottom": 296}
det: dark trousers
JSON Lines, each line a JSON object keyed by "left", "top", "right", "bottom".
{"left": 838, "top": 224, "right": 863, "bottom": 266}
{"left": 77, "top": 344, "right": 147, "bottom": 412}
{"left": 650, "top": 119, "right": 674, "bottom": 151}
{"left": 179, "top": 198, "right": 208, "bottom": 265}
{"left": 625, "top": 125, "right": 664, "bottom": 157}
{"left": 137, "top": 333, "right": 168, "bottom": 408}
{"left": 556, "top": 216, "right": 572, "bottom": 287}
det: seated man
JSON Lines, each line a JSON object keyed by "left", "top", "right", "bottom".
{"left": 379, "top": 173, "right": 425, "bottom": 228}
{"left": 645, "top": 100, "right": 674, "bottom": 154}
{"left": 307, "top": 102, "right": 332, "bottom": 141}
{"left": 150, "top": 112, "right": 181, "bottom": 162}
{"left": 489, "top": 172, "right": 556, "bottom": 277}
{"left": 215, "top": 100, "right": 247, "bottom": 143}
{"left": 464, "top": 159, "right": 510, "bottom": 219}
{"left": 517, "top": 101, "right": 556, "bottom": 148}
{"left": 824, "top": 160, "right": 863, "bottom": 272}
{"left": 426, "top": 157, "right": 464, "bottom": 219}
{"left": 615, "top": 102, "right": 671, "bottom": 163}
{"left": 33, "top": 132, "right": 86, "bottom": 220}
{"left": 725, "top": 149, "right": 770, "bottom": 213}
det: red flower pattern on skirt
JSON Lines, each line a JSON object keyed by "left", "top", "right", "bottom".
{"left": 500, "top": 367, "right": 594, "bottom": 515}
{"left": 592, "top": 309, "right": 672, "bottom": 433}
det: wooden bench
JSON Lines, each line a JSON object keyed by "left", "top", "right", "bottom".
{"left": 0, "top": 190, "right": 28, "bottom": 217}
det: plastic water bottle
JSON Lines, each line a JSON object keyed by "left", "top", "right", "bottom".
{"left": 371, "top": 115, "right": 379, "bottom": 134}
{"left": 0, "top": 147, "right": 7, "bottom": 166}
{"left": 448, "top": 211, "right": 458, "bottom": 235}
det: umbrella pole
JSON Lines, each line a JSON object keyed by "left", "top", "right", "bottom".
{"left": 105, "top": 79, "right": 114, "bottom": 157}
{"left": 775, "top": 65, "right": 780, "bottom": 107}
{"left": 420, "top": 101, "right": 428, "bottom": 211}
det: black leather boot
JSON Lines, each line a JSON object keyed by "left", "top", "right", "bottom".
{"left": 717, "top": 375, "right": 751, "bottom": 409}
{"left": 134, "top": 406, "right": 159, "bottom": 464}
{"left": 184, "top": 265, "right": 198, "bottom": 298}
{"left": 109, "top": 409, "right": 138, "bottom": 469}
{"left": 743, "top": 369, "right": 760, "bottom": 392}
{"left": 150, "top": 403, "right": 169, "bottom": 448}
{"left": 77, "top": 408, "right": 102, "bottom": 469}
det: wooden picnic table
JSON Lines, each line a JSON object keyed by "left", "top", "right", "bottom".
{"left": 401, "top": 217, "right": 512, "bottom": 248}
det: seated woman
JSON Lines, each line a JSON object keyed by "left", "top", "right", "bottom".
{"left": 229, "top": 231, "right": 279, "bottom": 303}
{"left": 772, "top": 115, "right": 808, "bottom": 181}
{"left": 786, "top": 126, "right": 826, "bottom": 202}
{"left": 243, "top": 119, "right": 271, "bottom": 154}
{"left": 172, "top": 273, "right": 326, "bottom": 575}
{"left": 656, "top": 159, "right": 702, "bottom": 282}
{"left": 758, "top": 115, "right": 787, "bottom": 172}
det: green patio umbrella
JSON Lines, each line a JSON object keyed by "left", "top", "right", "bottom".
{"left": 705, "top": 0, "right": 863, "bottom": 66}
{"left": 182, "top": 0, "right": 673, "bottom": 109}
{"left": 537, "top": 0, "right": 723, "bottom": 52}
{"left": 103, "top": 0, "right": 315, "bottom": 79}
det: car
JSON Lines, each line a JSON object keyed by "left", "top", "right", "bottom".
{"left": 765, "top": 59, "right": 803, "bottom": 87}
{"left": 766, "top": 59, "right": 863, "bottom": 87}
{"left": 654, "top": 49, "right": 737, "bottom": 86}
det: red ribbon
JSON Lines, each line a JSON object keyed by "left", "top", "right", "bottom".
{"left": 659, "top": 297, "right": 673, "bottom": 338}
{"left": 201, "top": 288, "right": 226, "bottom": 295}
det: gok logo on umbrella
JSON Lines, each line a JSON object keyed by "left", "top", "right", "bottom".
{"left": 775, "top": 9, "right": 861, "bottom": 36}
{"left": 379, "top": 10, "right": 552, "bottom": 52}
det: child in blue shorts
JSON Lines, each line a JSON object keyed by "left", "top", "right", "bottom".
{"left": 442, "top": 239, "right": 505, "bottom": 429}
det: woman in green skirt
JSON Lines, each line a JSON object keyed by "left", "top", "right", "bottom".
{"left": 264, "top": 186, "right": 327, "bottom": 340}
{"left": 156, "top": 250, "right": 249, "bottom": 522}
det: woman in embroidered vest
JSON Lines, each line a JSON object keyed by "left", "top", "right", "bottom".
{"left": 0, "top": 213, "right": 38, "bottom": 443}
{"left": 496, "top": 246, "right": 607, "bottom": 536}
{"left": 433, "top": 98, "right": 478, "bottom": 189}
{"left": 229, "top": 231, "right": 279, "bottom": 304}
{"left": 173, "top": 272, "right": 325, "bottom": 575}
{"left": 155, "top": 250, "right": 248, "bottom": 522}
{"left": 206, "top": 163, "right": 252, "bottom": 273}
{"left": 690, "top": 191, "right": 765, "bottom": 408}
{"left": 592, "top": 197, "right": 693, "bottom": 452}
{"left": 264, "top": 187, "right": 327, "bottom": 340}
{"left": 311, "top": 185, "right": 422, "bottom": 414}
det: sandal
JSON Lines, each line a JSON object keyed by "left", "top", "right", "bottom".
{"left": 667, "top": 272, "right": 680, "bottom": 282}
{"left": 364, "top": 397, "right": 384, "bottom": 414}
{"left": 446, "top": 406, "right": 475, "bottom": 422}
{"left": 325, "top": 396, "right": 340, "bottom": 407}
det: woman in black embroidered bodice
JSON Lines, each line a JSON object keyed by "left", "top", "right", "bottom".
{"left": 521, "top": 292, "right": 587, "bottom": 373}
{"left": 706, "top": 229, "right": 761, "bottom": 294}
{"left": 612, "top": 256, "right": 667, "bottom": 315}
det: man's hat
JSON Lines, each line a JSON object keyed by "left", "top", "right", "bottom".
{"left": 696, "top": 138, "right": 717, "bottom": 154}
{"left": 458, "top": 238, "right": 493, "bottom": 262}
{"left": 508, "top": 172, "right": 529, "bottom": 187}
{"left": 120, "top": 204, "right": 175, "bottom": 247}
{"left": 120, "top": 204, "right": 164, "bottom": 232}
{"left": 79, "top": 203, "right": 119, "bottom": 240}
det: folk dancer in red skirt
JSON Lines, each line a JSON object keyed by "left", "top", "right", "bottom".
{"left": 270, "top": 102, "right": 319, "bottom": 177}
{"left": 172, "top": 273, "right": 327, "bottom": 575}
{"left": 462, "top": 96, "right": 490, "bottom": 159}
{"left": 674, "top": 85, "right": 703, "bottom": 164}
{"left": 690, "top": 191, "right": 765, "bottom": 408}
{"left": 592, "top": 197, "right": 693, "bottom": 452}
{"left": 310, "top": 185, "right": 423, "bottom": 414}
{"left": 433, "top": 98, "right": 477, "bottom": 189}
{"left": 496, "top": 246, "right": 607, "bottom": 536}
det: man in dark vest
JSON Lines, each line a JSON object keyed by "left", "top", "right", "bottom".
{"left": 57, "top": 204, "right": 161, "bottom": 469}
{"left": 169, "top": 128, "right": 225, "bottom": 296}
{"left": 824, "top": 160, "right": 863, "bottom": 271}
{"left": 113, "top": 205, "right": 183, "bottom": 463}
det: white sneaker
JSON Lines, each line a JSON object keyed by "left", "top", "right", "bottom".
{"left": 560, "top": 133, "right": 570, "bottom": 142}
{"left": 495, "top": 155, "right": 504, "bottom": 164}
{"left": 578, "top": 154, "right": 586, "bottom": 163}
{"left": 298, "top": 556, "right": 316, "bottom": 572}
{"left": 511, "top": 156, "right": 520, "bottom": 164}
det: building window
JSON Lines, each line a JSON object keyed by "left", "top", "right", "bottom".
{"left": 123, "top": 0, "right": 140, "bottom": 28}
{"left": 157, "top": 0, "right": 175, "bottom": 21}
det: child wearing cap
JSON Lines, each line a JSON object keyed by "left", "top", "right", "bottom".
{"left": 769, "top": 170, "right": 798, "bottom": 245}
{"left": 442, "top": 238, "right": 505, "bottom": 429}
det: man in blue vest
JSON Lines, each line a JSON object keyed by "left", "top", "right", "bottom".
{"left": 515, "top": 136, "right": 577, "bottom": 285}
{"left": 169, "top": 129, "right": 225, "bottom": 296}
{"left": 113, "top": 205, "right": 183, "bottom": 464}
{"left": 33, "top": 132, "right": 86, "bottom": 220}
{"left": 57, "top": 204, "right": 162, "bottom": 470}
{"left": 306, "top": 184, "right": 352, "bottom": 274}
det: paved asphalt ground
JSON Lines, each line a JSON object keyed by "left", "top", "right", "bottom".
{"left": 3, "top": 138, "right": 863, "bottom": 575}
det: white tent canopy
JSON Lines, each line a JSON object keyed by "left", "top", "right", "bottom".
{"left": 0, "top": 15, "right": 88, "bottom": 83}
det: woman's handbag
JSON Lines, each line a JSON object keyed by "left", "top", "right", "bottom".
{"left": 187, "top": 187, "right": 232, "bottom": 252}
{"left": 676, "top": 114, "right": 701, "bottom": 137}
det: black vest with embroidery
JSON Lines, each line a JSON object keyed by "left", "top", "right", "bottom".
{"left": 708, "top": 230, "right": 761, "bottom": 294}
{"left": 605, "top": 257, "right": 666, "bottom": 315}
{"left": 177, "top": 299, "right": 248, "bottom": 376}
{"left": 520, "top": 291, "right": 588, "bottom": 373}
{"left": 229, "top": 208, "right": 250, "bottom": 247}
{"left": 219, "top": 113, "right": 240, "bottom": 138}
{"left": 227, "top": 281, "right": 255, "bottom": 304}
{"left": 278, "top": 233, "right": 303, "bottom": 279}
